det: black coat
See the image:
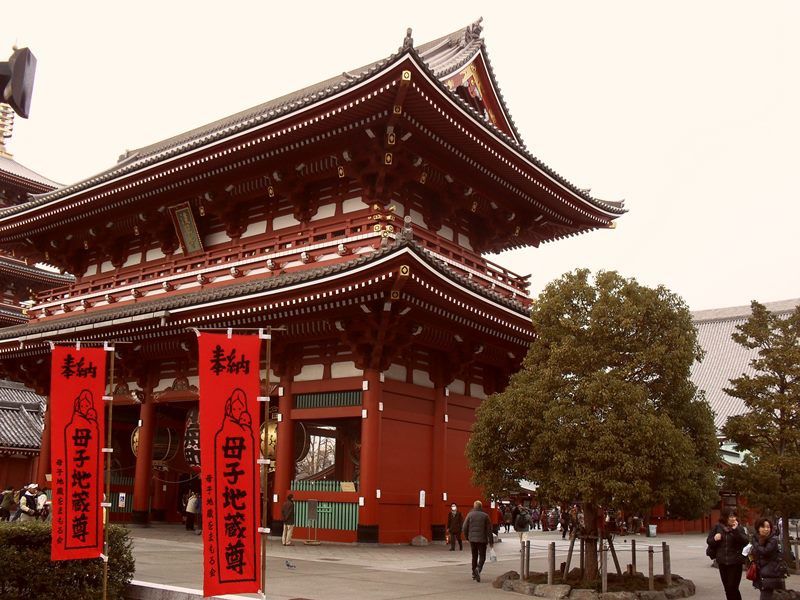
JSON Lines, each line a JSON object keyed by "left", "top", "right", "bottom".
{"left": 707, "top": 523, "right": 748, "bottom": 565}
{"left": 447, "top": 510, "right": 464, "bottom": 533}
{"left": 753, "top": 534, "right": 783, "bottom": 579}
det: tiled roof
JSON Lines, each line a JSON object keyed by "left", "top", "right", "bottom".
{"left": 0, "top": 379, "right": 44, "bottom": 450}
{"left": 0, "top": 255, "right": 74, "bottom": 284}
{"left": 0, "top": 234, "right": 532, "bottom": 343}
{"left": 690, "top": 299, "right": 799, "bottom": 432}
{"left": 0, "top": 20, "right": 623, "bottom": 223}
{"left": 0, "top": 154, "right": 60, "bottom": 189}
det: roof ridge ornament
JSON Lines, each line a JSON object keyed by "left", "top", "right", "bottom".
{"left": 464, "top": 17, "right": 484, "bottom": 43}
{"left": 403, "top": 28, "right": 414, "bottom": 50}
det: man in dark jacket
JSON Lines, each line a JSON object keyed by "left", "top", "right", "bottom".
{"left": 281, "top": 493, "right": 295, "bottom": 546}
{"left": 446, "top": 503, "right": 464, "bottom": 550}
{"left": 462, "top": 500, "right": 494, "bottom": 582}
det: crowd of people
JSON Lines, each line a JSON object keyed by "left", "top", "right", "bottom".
{"left": 0, "top": 482, "right": 50, "bottom": 522}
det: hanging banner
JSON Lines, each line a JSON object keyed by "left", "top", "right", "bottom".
{"left": 199, "top": 333, "right": 262, "bottom": 597}
{"left": 50, "top": 345, "right": 107, "bottom": 561}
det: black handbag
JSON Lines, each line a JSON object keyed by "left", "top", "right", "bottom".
{"left": 760, "top": 576, "right": 786, "bottom": 592}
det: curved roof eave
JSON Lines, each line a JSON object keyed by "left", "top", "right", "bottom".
{"left": 0, "top": 21, "right": 624, "bottom": 224}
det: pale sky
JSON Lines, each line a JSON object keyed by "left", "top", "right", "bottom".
{"left": 3, "top": 1, "right": 798, "bottom": 311}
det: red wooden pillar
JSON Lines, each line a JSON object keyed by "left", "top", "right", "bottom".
{"left": 132, "top": 394, "right": 155, "bottom": 524}
{"left": 430, "top": 384, "right": 448, "bottom": 541}
{"left": 37, "top": 395, "right": 51, "bottom": 488}
{"left": 272, "top": 376, "right": 294, "bottom": 529}
{"left": 358, "top": 368, "right": 381, "bottom": 542}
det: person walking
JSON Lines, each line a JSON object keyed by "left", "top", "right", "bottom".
{"left": 185, "top": 490, "right": 199, "bottom": 531}
{"left": 531, "top": 506, "right": 540, "bottom": 530}
{"left": 707, "top": 507, "right": 749, "bottom": 600}
{"left": 462, "top": 500, "right": 494, "bottom": 582}
{"left": 751, "top": 517, "right": 786, "bottom": 599}
{"left": 0, "top": 485, "right": 14, "bottom": 521}
{"left": 514, "top": 506, "right": 531, "bottom": 544}
{"left": 281, "top": 493, "right": 295, "bottom": 546}
{"left": 503, "top": 504, "right": 513, "bottom": 533}
{"left": 446, "top": 503, "right": 464, "bottom": 551}
{"left": 18, "top": 483, "right": 42, "bottom": 522}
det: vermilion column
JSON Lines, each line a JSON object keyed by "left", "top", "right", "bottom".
{"left": 37, "top": 395, "right": 52, "bottom": 488}
{"left": 358, "top": 368, "right": 381, "bottom": 542}
{"left": 431, "top": 383, "right": 448, "bottom": 541}
{"left": 132, "top": 394, "right": 155, "bottom": 524}
{"left": 272, "top": 376, "right": 294, "bottom": 529}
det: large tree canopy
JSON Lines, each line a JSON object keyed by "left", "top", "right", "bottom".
{"left": 467, "top": 270, "right": 718, "bottom": 578}
{"left": 722, "top": 301, "right": 800, "bottom": 552}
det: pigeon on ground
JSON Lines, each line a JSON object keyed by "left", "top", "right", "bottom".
{"left": 285, "top": 560, "right": 296, "bottom": 569}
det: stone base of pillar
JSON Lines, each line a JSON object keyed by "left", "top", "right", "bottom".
{"left": 132, "top": 510, "right": 150, "bottom": 525}
{"left": 150, "top": 509, "right": 165, "bottom": 521}
{"left": 431, "top": 524, "right": 446, "bottom": 541}
{"left": 357, "top": 524, "right": 379, "bottom": 543}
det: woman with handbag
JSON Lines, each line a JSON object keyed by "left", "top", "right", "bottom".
{"left": 752, "top": 517, "right": 786, "bottom": 599}
{"left": 707, "top": 507, "right": 750, "bottom": 600}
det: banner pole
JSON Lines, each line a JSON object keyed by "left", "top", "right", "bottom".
{"left": 259, "top": 326, "right": 273, "bottom": 600}
{"left": 102, "top": 344, "right": 116, "bottom": 600}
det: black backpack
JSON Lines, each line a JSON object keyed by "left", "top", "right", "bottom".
{"left": 516, "top": 511, "right": 530, "bottom": 529}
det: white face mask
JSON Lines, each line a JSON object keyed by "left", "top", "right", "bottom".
{"left": 451, "top": 507, "right": 457, "bottom": 513}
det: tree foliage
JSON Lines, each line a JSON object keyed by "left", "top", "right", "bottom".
{"left": 721, "top": 301, "right": 800, "bottom": 552}
{"left": 467, "top": 270, "right": 718, "bottom": 578}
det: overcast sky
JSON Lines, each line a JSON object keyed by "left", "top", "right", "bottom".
{"left": 3, "top": 1, "right": 798, "bottom": 311}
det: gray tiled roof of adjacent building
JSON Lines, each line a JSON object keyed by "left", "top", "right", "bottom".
{"left": 691, "top": 298, "right": 799, "bottom": 432}
{"left": 0, "top": 154, "right": 60, "bottom": 189}
{"left": 0, "top": 379, "right": 44, "bottom": 450}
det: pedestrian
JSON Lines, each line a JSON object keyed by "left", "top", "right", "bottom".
{"left": 751, "top": 517, "right": 787, "bottom": 599}
{"left": 503, "top": 504, "right": 513, "bottom": 533}
{"left": 514, "top": 506, "right": 531, "bottom": 544}
{"left": 185, "top": 490, "right": 199, "bottom": 531}
{"left": 0, "top": 485, "right": 14, "bottom": 521}
{"left": 281, "top": 493, "right": 295, "bottom": 546}
{"left": 531, "top": 506, "right": 540, "bottom": 530}
{"left": 462, "top": 500, "right": 494, "bottom": 582}
{"left": 707, "top": 507, "right": 749, "bottom": 600}
{"left": 446, "top": 503, "right": 464, "bottom": 551}
{"left": 560, "top": 507, "right": 570, "bottom": 539}
{"left": 18, "top": 483, "right": 42, "bottom": 522}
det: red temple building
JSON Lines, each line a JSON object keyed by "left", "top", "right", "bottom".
{"left": 0, "top": 21, "right": 623, "bottom": 542}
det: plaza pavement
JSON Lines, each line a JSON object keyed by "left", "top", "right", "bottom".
{"left": 129, "top": 524, "right": 772, "bottom": 600}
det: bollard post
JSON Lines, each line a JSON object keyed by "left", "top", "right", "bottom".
{"left": 579, "top": 537, "right": 585, "bottom": 576}
{"left": 648, "top": 546, "right": 654, "bottom": 591}
{"left": 601, "top": 541, "right": 608, "bottom": 594}
{"left": 548, "top": 541, "right": 556, "bottom": 585}
{"left": 795, "top": 538, "right": 800, "bottom": 572}
{"left": 631, "top": 538, "right": 637, "bottom": 573}
{"left": 662, "top": 541, "right": 671, "bottom": 584}
{"left": 525, "top": 540, "right": 531, "bottom": 579}
{"left": 520, "top": 539, "right": 525, "bottom": 580}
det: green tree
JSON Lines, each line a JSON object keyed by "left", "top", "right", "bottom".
{"left": 722, "top": 301, "right": 800, "bottom": 554}
{"left": 467, "top": 270, "right": 718, "bottom": 580}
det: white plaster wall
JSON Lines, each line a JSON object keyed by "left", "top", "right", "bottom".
{"left": 331, "top": 362, "right": 363, "bottom": 378}
{"left": 273, "top": 214, "right": 300, "bottom": 230}
{"left": 409, "top": 209, "right": 426, "bottom": 228}
{"left": 83, "top": 264, "right": 98, "bottom": 277}
{"left": 205, "top": 230, "right": 230, "bottom": 247}
{"left": 294, "top": 364, "right": 324, "bottom": 382}
{"left": 450, "top": 379, "right": 466, "bottom": 395}
{"left": 457, "top": 233, "right": 473, "bottom": 251}
{"left": 384, "top": 363, "right": 407, "bottom": 382}
{"left": 439, "top": 225, "right": 454, "bottom": 241}
{"left": 412, "top": 369, "right": 434, "bottom": 389}
{"left": 123, "top": 253, "right": 140, "bottom": 268}
{"left": 241, "top": 219, "right": 267, "bottom": 239}
{"left": 100, "top": 260, "right": 115, "bottom": 273}
{"left": 145, "top": 248, "right": 166, "bottom": 262}
{"left": 311, "top": 203, "right": 336, "bottom": 222}
{"left": 388, "top": 201, "right": 405, "bottom": 216}
{"left": 469, "top": 383, "right": 487, "bottom": 399}
{"left": 341, "top": 197, "right": 365, "bottom": 214}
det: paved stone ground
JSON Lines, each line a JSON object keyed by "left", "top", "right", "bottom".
{"left": 130, "top": 525, "right": 773, "bottom": 599}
